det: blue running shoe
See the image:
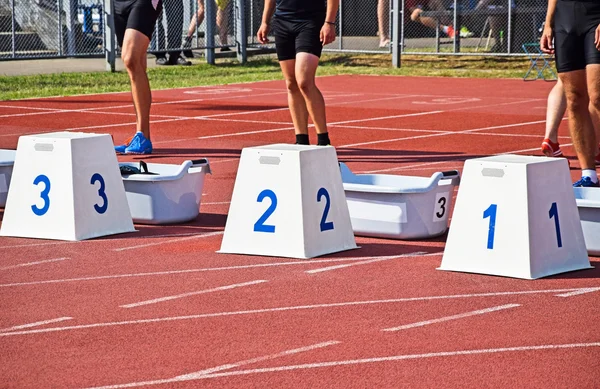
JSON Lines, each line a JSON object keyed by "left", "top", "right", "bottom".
{"left": 124, "top": 132, "right": 153, "bottom": 155}
{"left": 573, "top": 176, "right": 600, "bottom": 188}
{"left": 114, "top": 135, "right": 133, "bottom": 154}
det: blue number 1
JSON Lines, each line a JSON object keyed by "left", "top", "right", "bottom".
{"left": 483, "top": 204, "right": 497, "bottom": 250}
{"left": 549, "top": 202, "right": 562, "bottom": 248}
{"left": 254, "top": 189, "right": 277, "bottom": 233}
{"left": 31, "top": 174, "right": 51, "bottom": 216}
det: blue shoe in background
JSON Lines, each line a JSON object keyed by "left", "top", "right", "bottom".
{"left": 573, "top": 177, "right": 600, "bottom": 188}
{"left": 124, "top": 132, "right": 153, "bottom": 155}
{"left": 114, "top": 135, "right": 133, "bottom": 154}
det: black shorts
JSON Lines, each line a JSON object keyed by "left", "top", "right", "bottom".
{"left": 272, "top": 16, "right": 325, "bottom": 61}
{"left": 114, "top": 0, "right": 163, "bottom": 47}
{"left": 553, "top": 0, "right": 600, "bottom": 73}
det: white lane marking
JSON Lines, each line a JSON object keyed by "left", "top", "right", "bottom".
{"left": 0, "top": 257, "right": 69, "bottom": 271}
{"left": 0, "top": 317, "right": 73, "bottom": 333}
{"left": 85, "top": 342, "right": 600, "bottom": 388}
{"left": 176, "top": 341, "right": 340, "bottom": 379}
{"left": 306, "top": 252, "right": 429, "bottom": 274}
{"left": 340, "top": 120, "right": 545, "bottom": 148}
{"left": 121, "top": 280, "right": 268, "bottom": 308}
{"left": 113, "top": 231, "right": 224, "bottom": 252}
{"left": 0, "top": 254, "right": 441, "bottom": 288}
{"left": 555, "top": 287, "right": 600, "bottom": 298}
{"left": 0, "top": 288, "right": 587, "bottom": 337}
{"left": 382, "top": 304, "right": 520, "bottom": 331}
{"left": 361, "top": 135, "right": 566, "bottom": 174}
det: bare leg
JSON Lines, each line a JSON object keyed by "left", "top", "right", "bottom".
{"left": 411, "top": 9, "right": 444, "bottom": 31}
{"left": 560, "top": 69, "right": 596, "bottom": 170}
{"left": 121, "top": 29, "right": 152, "bottom": 139}
{"left": 378, "top": 0, "right": 390, "bottom": 45}
{"left": 586, "top": 64, "right": 600, "bottom": 164}
{"left": 217, "top": 6, "right": 229, "bottom": 45}
{"left": 279, "top": 59, "right": 309, "bottom": 135}
{"left": 295, "top": 52, "right": 327, "bottom": 134}
{"left": 544, "top": 79, "right": 567, "bottom": 142}
{"left": 187, "top": 0, "right": 205, "bottom": 37}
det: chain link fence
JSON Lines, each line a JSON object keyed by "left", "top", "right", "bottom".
{"left": 0, "top": 0, "right": 550, "bottom": 65}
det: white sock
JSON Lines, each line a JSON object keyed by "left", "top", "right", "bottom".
{"left": 582, "top": 169, "right": 598, "bottom": 183}
{"left": 442, "top": 26, "right": 449, "bottom": 34}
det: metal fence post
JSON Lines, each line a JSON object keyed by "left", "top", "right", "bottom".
{"left": 10, "top": 0, "right": 15, "bottom": 58}
{"left": 507, "top": 0, "right": 512, "bottom": 54}
{"left": 392, "top": 0, "right": 401, "bottom": 68}
{"left": 338, "top": 0, "right": 343, "bottom": 50}
{"left": 57, "top": 0, "right": 63, "bottom": 56}
{"left": 235, "top": 0, "right": 246, "bottom": 63}
{"left": 205, "top": 0, "right": 215, "bottom": 65}
{"left": 104, "top": 0, "right": 116, "bottom": 72}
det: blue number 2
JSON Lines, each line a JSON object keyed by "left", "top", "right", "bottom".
{"left": 483, "top": 204, "right": 497, "bottom": 250}
{"left": 549, "top": 202, "right": 562, "bottom": 248}
{"left": 254, "top": 189, "right": 277, "bottom": 233}
{"left": 317, "top": 187, "right": 334, "bottom": 231}
{"left": 31, "top": 174, "right": 51, "bottom": 216}
{"left": 91, "top": 173, "right": 108, "bottom": 214}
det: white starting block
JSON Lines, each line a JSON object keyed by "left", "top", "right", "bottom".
{"left": 340, "top": 163, "right": 460, "bottom": 239}
{"left": 439, "top": 155, "right": 591, "bottom": 279}
{"left": 0, "top": 149, "right": 16, "bottom": 208}
{"left": 219, "top": 144, "right": 357, "bottom": 259}
{"left": 0, "top": 132, "right": 135, "bottom": 241}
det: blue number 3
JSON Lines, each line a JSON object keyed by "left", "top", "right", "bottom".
{"left": 32, "top": 174, "right": 51, "bottom": 216}
{"left": 91, "top": 173, "right": 108, "bottom": 214}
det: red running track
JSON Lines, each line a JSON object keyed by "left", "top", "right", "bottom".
{"left": 0, "top": 75, "right": 599, "bottom": 388}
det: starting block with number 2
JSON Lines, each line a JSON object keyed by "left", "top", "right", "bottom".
{"left": 439, "top": 155, "right": 591, "bottom": 279}
{"left": 219, "top": 144, "right": 357, "bottom": 259}
{"left": 0, "top": 132, "right": 135, "bottom": 241}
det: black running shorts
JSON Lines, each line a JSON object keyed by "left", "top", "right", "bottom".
{"left": 272, "top": 16, "right": 326, "bottom": 61}
{"left": 553, "top": 0, "right": 600, "bottom": 73}
{"left": 114, "top": 0, "right": 163, "bottom": 47}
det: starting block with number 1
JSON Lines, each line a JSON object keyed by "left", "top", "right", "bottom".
{"left": 219, "top": 144, "right": 357, "bottom": 259}
{"left": 439, "top": 155, "right": 591, "bottom": 279}
{"left": 0, "top": 132, "right": 135, "bottom": 241}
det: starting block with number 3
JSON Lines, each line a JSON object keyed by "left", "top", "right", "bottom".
{"left": 439, "top": 155, "right": 591, "bottom": 279}
{"left": 0, "top": 132, "right": 135, "bottom": 241}
{"left": 219, "top": 144, "right": 357, "bottom": 259}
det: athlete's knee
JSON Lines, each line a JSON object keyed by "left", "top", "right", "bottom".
{"left": 296, "top": 77, "right": 316, "bottom": 95}
{"left": 588, "top": 91, "right": 600, "bottom": 111}
{"left": 564, "top": 86, "right": 588, "bottom": 107}
{"left": 122, "top": 50, "right": 145, "bottom": 73}
{"left": 285, "top": 77, "right": 300, "bottom": 93}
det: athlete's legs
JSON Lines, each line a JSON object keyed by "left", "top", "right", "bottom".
{"left": 294, "top": 52, "right": 327, "bottom": 135}
{"left": 279, "top": 59, "right": 309, "bottom": 136}
{"left": 122, "top": 29, "right": 152, "bottom": 139}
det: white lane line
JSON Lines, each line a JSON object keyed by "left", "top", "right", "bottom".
{"left": 0, "top": 257, "right": 69, "bottom": 271}
{"left": 121, "top": 280, "right": 268, "bottom": 308}
{"left": 113, "top": 231, "right": 224, "bottom": 252}
{"left": 86, "top": 342, "right": 600, "bottom": 388}
{"left": 0, "top": 254, "right": 441, "bottom": 288}
{"left": 361, "top": 137, "right": 568, "bottom": 174}
{"left": 0, "top": 288, "right": 586, "bottom": 337}
{"left": 0, "top": 317, "right": 73, "bottom": 333}
{"left": 555, "top": 287, "right": 600, "bottom": 298}
{"left": 176, "top": 340, "right": 340, "bottom": 379}
{"left": 382, "top": 304, "right": 520, "bottom": 332}
{"left": 306, "top": 252, "right": 429, "bottom": 274}
{"left": 340, "top": 120, "right": 546, "bottom": 148}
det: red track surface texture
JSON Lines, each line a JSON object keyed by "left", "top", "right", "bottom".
{"left": 0, "top": 75, "right": 599, "bottom": 388}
